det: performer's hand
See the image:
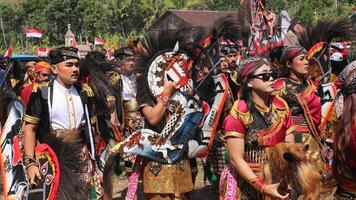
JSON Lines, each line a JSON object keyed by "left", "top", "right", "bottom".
{"left": 163, "top": 81, "right": 178, "bottom": 97}
{"left": 263, "top": 182, "right": 289, "bottom": 200}
{"left": 27, "top": 165, "right": 41, "bottom": 186}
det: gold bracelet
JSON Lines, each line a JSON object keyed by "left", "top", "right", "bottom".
{"left": 25, "top": 162, "right": 36, "bottom": 169}
{"left": 23, "top": 155, "right": 37, "bottom": 168}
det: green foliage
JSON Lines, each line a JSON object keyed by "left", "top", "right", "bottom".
{"left": 0, "top": 0, "right": 354, "bottom": 53}
{"left": 269, "top": 0, "right": 355, "bottom": 24}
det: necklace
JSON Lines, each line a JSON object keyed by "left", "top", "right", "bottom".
{"left": 254, "top": 100, "right": 271, "bottom": 113}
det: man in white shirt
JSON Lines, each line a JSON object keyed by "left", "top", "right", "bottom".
{"left": 23, "top": 47, "right": 101, "bottom": 199}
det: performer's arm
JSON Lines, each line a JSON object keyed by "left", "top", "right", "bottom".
{"left": 24, "top": 123, "right": 37, "bottom": 158}
{"left": 23, "top": 123, "right": 42, "bottom": 185}
{"left": 23, "top": 90, "right": 42, "bottom": 185}
{"left": 227, "top": 137, "right": 259, "bottom": 182}
{"left": 227, "top": 137, "right": 289, "bottom": 199}
{"left": 142, "top": 81, "right": 177, "bottom": 126}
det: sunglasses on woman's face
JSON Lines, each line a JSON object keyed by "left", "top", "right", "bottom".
{"left": 250, "top": 72, "right": 273, "bottom": 82}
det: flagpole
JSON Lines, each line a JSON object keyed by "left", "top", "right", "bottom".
{"left": 0, "top": 17, "right": 7, "bottom": 48}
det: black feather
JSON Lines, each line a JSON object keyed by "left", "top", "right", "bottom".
{"left": 298, "top": 18, "right": 355, "bottom": 51}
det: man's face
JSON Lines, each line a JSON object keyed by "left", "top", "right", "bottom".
{"left": 25, "top": 61, "right": 37, "bottom": 79}
{"left": 36, "top": 71, "right": 51, "bottom": 83}
{"left": 224, "top": 52, "right": 242, "bottom": 70}
{"left": 52, "top": 59, "right": 79, "bottom": 87}
{"left": 220, "top": 58, "right": 229, "bottom": 73}
{"left": 120, "top": 57, "right": 135, "bottom": 74}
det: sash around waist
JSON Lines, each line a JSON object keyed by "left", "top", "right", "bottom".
{"left": 50, "top": 127, "right": 84, "bottom": 142}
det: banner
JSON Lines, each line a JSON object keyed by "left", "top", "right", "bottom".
{"left": 26, "top": 28, "right": 43, "bottom": 38}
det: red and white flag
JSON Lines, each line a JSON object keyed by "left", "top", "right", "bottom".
{"left": 35, "top": 47, "right": 49, "bottom": 57}
{"left": 94, "top": 37, "right": 104, "bottom": 45}
{"left": 71, "top": 37, "right": 77, "bottom": 48}
{"left": 4, "top": 45, "right": 12, "bottom": 58}
{"left": 106, "top": 49, "right": 114, "bottom": 60}
{"left": 26, "top": 28, "right": 43, "bottom": 38}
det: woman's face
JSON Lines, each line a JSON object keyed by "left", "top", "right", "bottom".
{"left": 289, "top": 54, "right": 309, "bottom": 77}
{"left": 248, "top": 64, "right": 274, "bottom": 94}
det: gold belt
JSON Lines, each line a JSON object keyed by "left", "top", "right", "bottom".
{"left": 123, "top": 99, "right": 139, "bottom": 112}
{"left": 51, "top": 127, "right": 83, "bottom": 142}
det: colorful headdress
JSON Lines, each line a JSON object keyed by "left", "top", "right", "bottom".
{"left": 34, "top": 61, "right": 51, "bottom": 73}
{"left": 201, "top": 15, "right": 242, "bottom": 64}
{"left": 280, "top": 45, "right": 307, "bottom": 66}
{"left": 49, "top": 47, "right": 79, "bottom": 65}
{"left": 237, "top": 57, "right": 268, "bottom": 83}
{"left": 297, "top": 18, "right": 355, "bottom": 81}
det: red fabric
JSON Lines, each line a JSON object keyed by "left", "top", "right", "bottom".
{"left": 4, "top": 45, "right": 12, "bottom": 58}
{"left": 223, "top": 114, "right": 246, "bottom": 135}
{"left": 11, "top": 135, "right": 22, "bottom": 166}
{"left": 273, "top": 79, "right": 285, "bottom": 91}
{"left": 300, "top": 84, "right": 322, "bottom": 127}
{"left": 35, "top": 144, "right": 60, "bottom": 200}
{"left": 223, "top": 96, "right": 293, "bottom": 147}
{"left": 96, "top": 136, "right": 106, "bottom": 156}
{"left": 21, "top": 84, "right": 34, "bottom": 110}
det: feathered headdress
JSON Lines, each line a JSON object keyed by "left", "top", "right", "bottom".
{"left": 79, "top": 52, "right": 119, "bottom": 115}
{"left": 298, "top": 18, "right": 355, "bottom": 80}
{"left": 202, "top": 15, "right": 242, "bottom": 64}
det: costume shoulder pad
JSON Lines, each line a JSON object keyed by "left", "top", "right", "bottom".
{"left": 273, "top": 78, "right": 286, "bottom": 95}
{"left": 81, "top": 83, "right": 94, "bottom": 97}
{"left": 36, "top": 82, "right": 50, "bottom": 92}
{"left": 272, "top": 95, "right": 288, "bottom": 111}
{"left": 230, "top": 99, "right": 253, "bottom": 125}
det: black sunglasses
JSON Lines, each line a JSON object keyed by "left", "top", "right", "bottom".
{"left": 250, "top": 73, "right": 273, "bottom": 82}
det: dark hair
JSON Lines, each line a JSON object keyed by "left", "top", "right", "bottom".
{"left": 333, "top": 92, "right": 356, "bottom": 182}
{"left": 269, "top": 46, "right": 284, "bottom": 63}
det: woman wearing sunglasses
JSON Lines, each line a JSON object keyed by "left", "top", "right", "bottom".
{"left": 219, "top": 57, "right": 295, "bottom": 200}
{"left": 274, "top": 45, "right": 324, "bottom": 172}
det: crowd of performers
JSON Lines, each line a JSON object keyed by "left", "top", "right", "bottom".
{"left": 0, "top": 11, "right": 356, "bottom": 200}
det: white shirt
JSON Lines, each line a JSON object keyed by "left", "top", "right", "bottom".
{"left": 122, "top": 74, "right": 137, "bottom": 101}
{"left": 49, "top": 80, "right": 84, "bottom": 130}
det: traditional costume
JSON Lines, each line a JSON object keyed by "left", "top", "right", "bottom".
{"left": 24, "top": 48, "right": 101, "bottom": 199}
{"left": 21, "top": 61, "right": 51, "bottom": 110}
{"left": 274, "top": 46, "right": 324, "bottom": 172}
{"left": 200, "top": 15, "right": 242, "bottom": 183}
{"left": 219, "top": 57, "right": 295, "bottom": 199}
{"left": 115, "top": 47, "right": 144, "bottom": 173}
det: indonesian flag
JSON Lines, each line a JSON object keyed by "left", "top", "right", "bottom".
{"left": 35, "top": 47, "right": 49, "bottom": 57}
{"left": 106, "top": 49, "right": 114, "bottom": 60}
{"left": 71, "top": 37, "right": 77, "bottom": 48}
{"left": 4, "top": 45, "right": 12, "bottom": 58}
{"left": 94, "top": 37, "right": 104, "bottom": 45}
{"left": 26, "top": 28, "right": 43, "bottom": 38}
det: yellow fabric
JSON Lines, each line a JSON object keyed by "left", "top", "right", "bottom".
{"left": 301, "top": 132, "right": 325, "bottom": 173}
{"left": 82, "top": 83, "right": 94, "bottom": 97}
{"left": 24, "top": 114, "right": 40, "bottom": 125}
{"left": 224, "top": 131, "right": 244, "bottom": 139}
{"left": 229, "top": 101, "right": 253, "bottom": 126}
{"left": 143, "top": 158, "right": 193, "bottom": 194}
{"left": 286, "top": 125, "right": 296, "bottom": 135}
